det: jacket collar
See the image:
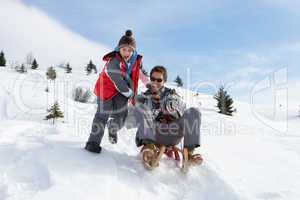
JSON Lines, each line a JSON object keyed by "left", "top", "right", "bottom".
{"left": 102, "top": 51, "right": 142, "bottom": 62}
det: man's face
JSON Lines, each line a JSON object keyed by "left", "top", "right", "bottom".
{"left": 119, "top": 46, "right": 133, "bottom": 62}
{"left": 150, "top": 71, "right": 165, "bottom": 93}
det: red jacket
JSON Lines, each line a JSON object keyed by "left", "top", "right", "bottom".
{"left": 94, "top": 51, "right": 143, "bottom": 102}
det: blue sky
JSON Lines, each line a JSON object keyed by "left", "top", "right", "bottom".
{"left": 20, "top": 0, "right": 300, "bottom": 101}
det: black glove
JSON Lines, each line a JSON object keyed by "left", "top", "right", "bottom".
{"left": 136, "top": 94, "right": 147, "bottom": 104}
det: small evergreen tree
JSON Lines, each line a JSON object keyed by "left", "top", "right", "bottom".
{"left": 174, "top": 75, "right": 183, "bottom": 87}
{"left": 214, "top": 86, "right": 235, "bottom": 116}
{"left": 85, "top": 60, "right": 97, "bottom": 75}
{"left": 0, "top": 51, "right": 6, "bottom": 67}
{"left": 46, "top": 66, "right": 56, "bottom": 80}
{"left": 17, "top": 64, "right": 27, "bottom": 73}
{"left": 46, "top": 67, "right": 56, "bottom": 94}
{"left": 66, "top": 62, "right": 72, "bottom": 73}
{"left": 45, "top": 101, "right": 64, "bottom": 124}
{"left": 31, "top": 59, "right": 39, "bottom": 69}
{"left": 85, "top": 63, "right": 92, "bottom": 75}
{"left": 93, "top": 63, "right": 97, "bottom": 74}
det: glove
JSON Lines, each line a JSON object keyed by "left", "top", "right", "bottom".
{"left": 155, "top": 110, "right": 177, "bottom": 124}
{"left": 136, "top": 94, "right": 147, "bottom": 104}
{"left": 121, "top": 88, "right": 133, "bottom": 99}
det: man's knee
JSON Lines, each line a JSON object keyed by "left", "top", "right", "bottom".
{"left": 184, "top": 107, "right": 201, "bottom": 119}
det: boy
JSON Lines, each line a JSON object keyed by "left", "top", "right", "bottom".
{"left": 85, "top": 30, "right": 143, "bottom": 153}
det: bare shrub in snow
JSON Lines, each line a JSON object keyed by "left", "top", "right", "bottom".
{"left": 72, "top": 87, "right": 91, "bottom": 103}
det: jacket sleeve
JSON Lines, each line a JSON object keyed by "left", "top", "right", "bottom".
{"left": 105, "top": 58, "right": 133, "bottom": 98}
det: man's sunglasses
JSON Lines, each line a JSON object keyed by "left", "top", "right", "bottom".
{"left": 150, "top": 77, "right": 163, "bottom": 83}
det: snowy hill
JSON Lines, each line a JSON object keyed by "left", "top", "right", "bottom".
{"left": 0, "top": 0, "right": 109, "bottom": 69}
{"left": 0, "top": 88, "right": 8, "bottom": 120}
{"left": 0, "top": 66, "right": 300, "bottom": 200}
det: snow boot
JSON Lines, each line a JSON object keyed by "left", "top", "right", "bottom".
{"left": 181, "top": 148, "right": 203, "bottom": 173}
{"left": 85, "top": 142, "right": 102, "bottom": 153}
{"left": 108, "top": 130, "right": 118, "bottom": 144}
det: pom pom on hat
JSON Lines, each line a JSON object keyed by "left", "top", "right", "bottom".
{"left": 118, "top": 29, "right": 136, "bottom": 50}
{"left": 125, "top": 30, "right": 133, "bottom": 37}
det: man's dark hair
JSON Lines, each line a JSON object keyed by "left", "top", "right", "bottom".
{"left": 150, "top": 65, "right": 168, "bottom": 81}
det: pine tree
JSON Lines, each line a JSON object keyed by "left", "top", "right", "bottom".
{"left": 31, "top": 59, "right": 39, "bottom": 69}
{"left": 0, "top": 51, "right": 6, "bottom": 67}
{"left": 214, "top": 86, "right": 235, "bottom": 116}
{"left": 66, "top": 63, "right": 72, "bottom": 73}
{"left": 85, "top": 62, "right": 92, "bottom": 75}
{"left": 174, "top": 75, "right": 183, "bottom": 87}
{"left": 85, "top": 60, "right": 97, "bottom": 75}
{"left": 94, "top": 64, "right": 97, "bottom": 74}
{"left": 46, "top": 67, "right": 56, "bottom": 80}
{"left": 45, "top": 101, "right": 64, "bottom": 124}
{"left": 46, "top": 66, "right": 56, "bottom": 95}
{"left": 17, "top": 64, "right": 27, "bottom": 73}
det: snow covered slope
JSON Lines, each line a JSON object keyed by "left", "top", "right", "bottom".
{"left": 0, "top": 67, "right": 300, "bottom": 200}
{"left": 0, "top": 0, "right": 109, "bottom": 69}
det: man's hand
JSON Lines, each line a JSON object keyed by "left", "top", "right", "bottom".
{"left": 154, "top": 110, "right": 177, "bottom": 124}
{"left": 151, "top": 93, "right": 160, "bottom": 103}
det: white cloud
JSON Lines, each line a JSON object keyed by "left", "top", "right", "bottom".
{"left": 0, "top": 0, "right": 109, "bottom": 69}
{"left": 223, "top": 51, "right": 271, "bottom": 83}
{"left": 230, "top": 66, "right": 269, "bottom": 80}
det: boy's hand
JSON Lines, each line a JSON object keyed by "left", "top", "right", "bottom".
{"left": 136, "top": 94, "right": 147, "bottom": 104}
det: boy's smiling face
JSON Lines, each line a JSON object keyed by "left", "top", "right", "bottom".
{"left": 119, "top": 46, "right": 134, "bottom": 62}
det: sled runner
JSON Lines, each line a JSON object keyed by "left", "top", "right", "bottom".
{"left": 141, "top": 144, "right": 203, "bottom": 173}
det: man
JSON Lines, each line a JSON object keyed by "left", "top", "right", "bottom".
{"left": 134, "top": 66, "right": 202, "bottom": 170}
